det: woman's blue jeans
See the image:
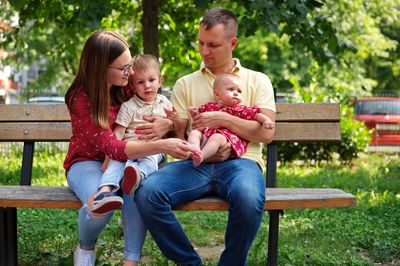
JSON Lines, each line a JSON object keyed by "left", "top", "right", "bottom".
{"left": 100, "top": 153, "right": 164, "bottom": 188}
{"left": 136, "top": 158, "right": 265, "bottom": 266}
{"left": 67, "top": 160, "right": 146, "bottom": 262}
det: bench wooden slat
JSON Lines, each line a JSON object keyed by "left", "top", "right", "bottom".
{"left": 0, "top": 122, "right": 72, "bottom": 141}
{"left": 274, "top": 122, "right": 340, "bottom": 142}
{"left": 0, "top": 122, "right": 340, "bottom": 142}
{"left": 0, "top": 104, "right": 70, "bottom": 121}
{"left": 0, "top": 186, "right": 355, "bottom": 210}
{"left": 0, "top": 103, "right": 339, "bottom": 122}
{"left": 276, "top": 103, "right": 339, "bottom": 122}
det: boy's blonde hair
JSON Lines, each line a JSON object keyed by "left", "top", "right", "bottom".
{"left": 132, "top": 54, "right": 161, "bottom": 74}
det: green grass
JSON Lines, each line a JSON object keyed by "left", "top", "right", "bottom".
{"left": 1, "top": 149, "right": 399, "bottom": 265}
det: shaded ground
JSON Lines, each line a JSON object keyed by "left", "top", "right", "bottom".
{"left": 195, "top": 244, "right": 224, "bottom": 261}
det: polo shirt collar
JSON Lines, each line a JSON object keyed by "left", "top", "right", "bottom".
{"left": 200, "top": 58, "right": 241, "bottom": 76}
{"left": 133, "top": 94, "right": 164, "bottom": 107}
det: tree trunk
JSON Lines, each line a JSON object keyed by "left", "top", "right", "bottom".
{"left": 142, "top": 0, "right": 159, "bottom": 57}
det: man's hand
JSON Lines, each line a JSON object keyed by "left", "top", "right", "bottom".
{"left": 135, "top": 116, "right": 171, "bottom": 141}
{"left": 203, "top": 142, "right": 231, "bottom": 163}
{"left": 191, "top": 111, "right": 228, "bottom": 131}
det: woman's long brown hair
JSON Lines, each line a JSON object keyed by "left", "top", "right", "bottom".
{"left": 65, "top": 30, "right": 130, "bottom": 129}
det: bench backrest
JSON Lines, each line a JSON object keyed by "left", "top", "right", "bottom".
{"left": 0, "top": 103, "right": 340, "bottom": 142}
{"left": 0, "top": 103, "right": 340, "bottom": 186}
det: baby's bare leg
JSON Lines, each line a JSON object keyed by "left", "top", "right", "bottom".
{"left": 187, "top": 129, "right": 202, "bottom": 150}
{"left": 193, "top": 133, "right": 227, "bottom": 167}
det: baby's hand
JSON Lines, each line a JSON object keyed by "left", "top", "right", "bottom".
{"left": 262, "top": 119, "right": 275, "bottom": 129}
{"left": 187, "top": 106, "right": 199, "bottom": 117}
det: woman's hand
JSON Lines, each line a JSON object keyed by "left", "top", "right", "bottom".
{"left": 162, "top": 138, "right": 199, "bottom": 159}
{"left": 135, "top": 116, "right": 171, "bottom": 141}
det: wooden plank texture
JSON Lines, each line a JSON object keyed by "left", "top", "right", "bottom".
{"left": 276, "top": 103, "right": 339, "bottom": 122}
{"left": 274, "top": 122, "right": 340, "bottom": 142}
{"left": 0, "top": 103, "right": 339, "bottom": 122}
{"left": 0, "top": 104, "right": 69, "bottom": 121}
{"left": 0, "top": 122, "right": 72, "bottom": 141}
{"left": 0, "top": 186, "right": 355, "bottom": 210}
{"left": 0, "top": 121, "right": 340, "bottom": 142}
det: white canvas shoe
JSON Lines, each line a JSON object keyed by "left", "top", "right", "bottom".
{"left": 74, "top": 245, "right": 96, "bottom": 266}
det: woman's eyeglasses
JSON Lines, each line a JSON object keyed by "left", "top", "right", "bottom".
{"left": 109, "top": 59, "right": 133, "bottom": 75}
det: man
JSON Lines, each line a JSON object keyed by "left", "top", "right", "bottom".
{"left": 136, "top": 7, "right": 276, "bottom": 265}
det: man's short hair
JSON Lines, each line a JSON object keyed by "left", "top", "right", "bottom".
{"left": 200, "top": 7, "right": 238, "bottom": 38}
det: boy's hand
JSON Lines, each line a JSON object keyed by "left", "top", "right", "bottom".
{"left": 164, "top": 106, "right": 180, "bottom": 122}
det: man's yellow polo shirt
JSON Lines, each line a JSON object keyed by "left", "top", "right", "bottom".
{"left": 171, "top": 59, "right": 276, "bottom": 172}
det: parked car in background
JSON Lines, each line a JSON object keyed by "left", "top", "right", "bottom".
{"left": 353, "top": 97, "right": 400, "bottom": 145}
{"left": 27, "top": 96, "right": 65, "bottom": 104}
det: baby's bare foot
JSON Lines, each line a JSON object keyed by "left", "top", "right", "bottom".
{"left": 186, "top": 142, "right": 201, "bottom": 153}
{"left": 191, "top": 151, "right": 203, "bottom": 167}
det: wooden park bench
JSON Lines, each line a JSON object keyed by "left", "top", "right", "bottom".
{"left": 0, "top": 103, "right": 356, "bottom": 266}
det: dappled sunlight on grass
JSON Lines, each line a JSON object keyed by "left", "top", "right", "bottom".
{"left": 357, "top": 190, "right": 399, "bottom": 207}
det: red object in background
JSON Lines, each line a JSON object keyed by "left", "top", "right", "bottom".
{"left": 354, "top": 97, "right": 400, "bottom": 145}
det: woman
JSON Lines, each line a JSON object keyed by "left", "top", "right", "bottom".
{"left": 64, "top": 30, "right": 194, "bottom": 266}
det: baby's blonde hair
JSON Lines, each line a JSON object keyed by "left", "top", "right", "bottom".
{"left": 213, "top": 72, "right": 239, "bottom": 91}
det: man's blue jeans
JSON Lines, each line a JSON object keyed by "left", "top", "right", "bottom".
{"left": 136, "top": 158, "right": 265, "bottom": 266}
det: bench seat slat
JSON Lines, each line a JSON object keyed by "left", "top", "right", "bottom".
{"left": 0, "top": 186, "right": 355, "bottom": 210}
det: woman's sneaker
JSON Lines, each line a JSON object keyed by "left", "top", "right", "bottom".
{"left": 121, "top": 164, "right": 143, "bottom": 195}
{"left": 91, "top": 191, "right": 123, "bottom": 214}
{"left": 74, "top": 245, "right": 96, "bottom": 266}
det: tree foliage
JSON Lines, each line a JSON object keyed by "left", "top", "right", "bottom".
{"left": 1, "top": 0, "right": 399, "bottom": 163}
{"left": 1, "top": 0, "right": 354, "bottom": 95}
{"left": 2, "top": 0, "right": 399, "bottom": 97}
